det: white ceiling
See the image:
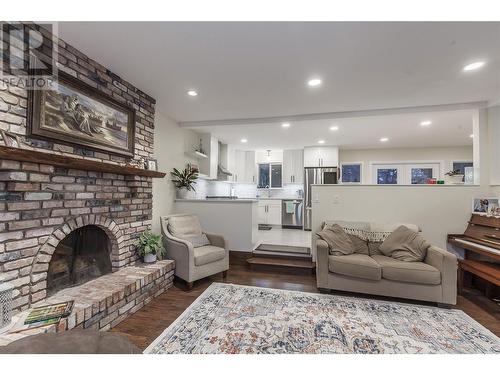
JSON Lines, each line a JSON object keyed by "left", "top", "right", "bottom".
{"left": 58, "top": 22, "right": 500, "bottom": 123}
{"left": 188, "top": 110, "right": 474, "bottom": 150}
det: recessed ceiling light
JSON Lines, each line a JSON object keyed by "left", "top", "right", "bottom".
{"left": 380, "top": 137, "right": 389, "bottom": 142}
{"left": 307, "top": 78, "right": 322, "bottom": 87}
{"left": 330, "top": 126, "right": 339, "bottom": 131}
{"left": 281, "top": 122, "right": 290, "bottom": 128}
{"left": 463, "top": 61, "right": 485, "bottom": 72}
{"left": 187, "top": 90, "right": 198, "bottom": 97}
{"left": 241, "top": 138, "right": 248, "bottom": 143}
{"left": 470, "top": 134, "right": 474, "bottom": 138}
{"left": 420, "top": 120, "right": 432, "bottom": 126}
{"left": 317, "top": 140, "right": 325, "bottom": 144}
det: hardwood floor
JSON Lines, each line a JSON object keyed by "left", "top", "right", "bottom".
{"left": 111, "top": 263, "right": 500, "bottom": 351}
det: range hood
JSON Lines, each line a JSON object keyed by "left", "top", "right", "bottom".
{"left": 217, "top": 164, "right": 233, "bottom": 176}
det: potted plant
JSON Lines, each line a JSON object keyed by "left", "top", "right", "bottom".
{"left": 135, "top": 231, "right": 165, "bottom": 263}
{"left": 445, "top": 169, "right": 465, "bottom": 184}
{"left": 171, "top": 163, "right": 199, "bottom": 199}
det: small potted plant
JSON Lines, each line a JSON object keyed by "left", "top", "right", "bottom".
{"left": 445, "top": 169, "right": 465, "bottom": 184}
{"left": 171, "top": 163, "right": 199, "bottom": 199}
{"left": 135, "top": 231, "right": 165, "bottom": 263}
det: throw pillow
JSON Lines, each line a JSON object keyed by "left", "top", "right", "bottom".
{"left": 317, "top": 224, "right": 355, "bottom": 256}
{"left": 367, "top": 241, "right": 383, "bottom": 256}
{"left": 379, "top": 225, "right": 430, "bottom": 262}
{"left": 177, "top": 233, "right": 211, "bottom": 248}
{"left": 347, "top": 233, "right": 369, "bottom": 255}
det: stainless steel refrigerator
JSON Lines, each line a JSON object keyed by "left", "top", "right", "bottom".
{"left": 304, "top": 167, "right": 338, "bottom": 230}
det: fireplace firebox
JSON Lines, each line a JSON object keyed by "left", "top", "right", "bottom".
{"left": 47, "top": 225, "right": 112, "bottom": 296}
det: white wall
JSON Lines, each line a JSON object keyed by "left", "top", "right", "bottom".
{"left": 339, "top": 146, "right": 473, "bottom": 184}
{"left": 311, "top": 184, "right": 491, "bottom": 260}
{"left": 152, "top": 111, "right": 198, "bottom": 234}
{"left": 488, "top": 105, "right": 500, "bottom": 185}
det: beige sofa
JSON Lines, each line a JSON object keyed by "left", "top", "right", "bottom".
{"left": 160, "top": 214, "right": 229, "bottom": 289}
{"left": 316, "top": 221, "right": 457, "bottom": 305}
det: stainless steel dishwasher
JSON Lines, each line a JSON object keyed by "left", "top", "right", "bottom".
{"left": 281, "top": 199, "right": 303, "bottom": 229}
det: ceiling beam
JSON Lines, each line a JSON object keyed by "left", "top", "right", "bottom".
{"left": 178, "top": 101, "right": 487, "bottom": 128}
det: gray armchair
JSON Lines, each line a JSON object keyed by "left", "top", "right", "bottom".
{"left": 160, "top": 214, "right": 229, "bottom": 289}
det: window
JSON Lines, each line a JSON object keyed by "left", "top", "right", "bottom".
{"left": 452, "top": 161, "right": 473, "bottom": 174}
{"left": 411, "top": 168, "right": 433, "bottom": 184}
{"left": 372, "top": 163, "right": 440, "bottom": 185}
{"left": 377, "top": 168, "right": 398, "bottom": 184}
{"left": 258, "top": 163, "right": 270, "bottom": 188}
{"left": 341, "top": 163, "right": 362, "bottom": 183}
{"left": 258, "top": 163, "right": 282, "bottom": 189}
{"left": 452, "top": 161, "right": 473, "bottom": 182}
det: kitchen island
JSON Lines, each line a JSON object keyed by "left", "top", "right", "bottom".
{"left": 174, "top": 199, "right": 259, "bottom": 251}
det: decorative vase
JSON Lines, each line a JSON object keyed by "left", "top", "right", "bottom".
{"left": 144, "top": 253, "right": 157, "bottom": 263}
{"left": 177, "top": 189, "right": 192, "bottom": 199}
{"left": 446, "top": 174, "right": 464, "bottom": 184}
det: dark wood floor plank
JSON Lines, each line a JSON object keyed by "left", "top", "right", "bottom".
{"left": 111, "top": 264, "right": 499, "bottom": 350}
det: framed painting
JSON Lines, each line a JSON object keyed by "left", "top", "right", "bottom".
{"left": 28, "top": 71, "right": 135, "bottom": 157}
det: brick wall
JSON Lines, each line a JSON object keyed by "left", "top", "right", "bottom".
{"left": 0, "top": 23, "right": 157, "bottom": 311}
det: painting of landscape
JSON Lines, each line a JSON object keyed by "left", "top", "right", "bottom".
{"left": 29, "top": 73, "right": 135, "bottom": 156}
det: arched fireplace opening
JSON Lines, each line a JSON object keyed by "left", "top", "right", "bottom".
{"left": 47, "top": 225, "right": 112, "bottom": 296}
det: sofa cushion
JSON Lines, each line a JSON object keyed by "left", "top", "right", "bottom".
{"left": 379, "top": 225, "right": 430, "bottom": 262}
{"left": 168, "top": 215, "right": 203, "bottom": 237}
{"left": 347, "top": 234, "right": 369, "bottom": 255}
{"left": 328, "top": 254, "right": 382, "bottom": 280}
{"left": 372, "top": 255, "right": 441, "bottom": 285}
{"left": 194, "top": 245, "right": 226, "bottom": 266}
{"left": 317, "top": 224, "right": 355, "bottom": 256}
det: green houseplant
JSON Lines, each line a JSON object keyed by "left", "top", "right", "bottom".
{"left": 171, "top": 163, "right": 199, "bottom": 199}
{"left": 135, "top": 231, "right": 165, "bottom": 263}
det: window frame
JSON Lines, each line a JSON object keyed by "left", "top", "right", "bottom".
{"left": 340, "top": 162, "right": 363, "bottom": 184}
{"left": 257, "top": 162, "right": 283, "bottom": 189}
{"left": 371, "top": 161, "right": 442, "bottom": 185}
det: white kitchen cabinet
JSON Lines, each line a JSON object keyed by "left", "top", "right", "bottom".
{"left": 303, "top": 146, "right": 338, "bottom": 168}
{"left": 267, "top": 200, "right": 282, "bottom": 225}
{"left": 198, "top": 134, "right": 219, "bottom": 179}
{"left": 257, "top": 200, "right": 282, "bottom": 225}
{"left": 244, "top": 151, "right": 256, "bottom": 183}
{"left": 232, "top": 150, "right": 246, "bottom": 182}
{"left": 283, "top": 149, "right": 304, "bottom": 183}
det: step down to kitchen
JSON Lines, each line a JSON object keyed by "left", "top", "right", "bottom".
{"left": 253, "top": 243, "right": 311, "bottom": 258}
{"left": 246, "top": 255, "right": 315, "bottom": 271}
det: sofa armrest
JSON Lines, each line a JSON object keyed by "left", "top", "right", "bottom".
{"left": 316, "top": 238, "right": 330, "bottom": 288}
{"left": 204, "top": 232, "right": 226, "bottom": 249}
{"left": 425, "top": 245, "right": 457, "bottom": 304}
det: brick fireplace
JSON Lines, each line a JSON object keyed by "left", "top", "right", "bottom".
{"left": 0, "top": 23, "right": 164, "bottom": 313}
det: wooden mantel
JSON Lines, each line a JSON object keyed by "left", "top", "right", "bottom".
{"left": 0, "top": 145, "right": 166, "bottom": 178}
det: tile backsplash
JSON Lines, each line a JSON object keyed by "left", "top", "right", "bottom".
{"left": 194, "top": 179, "right": 303, "bottom": 199}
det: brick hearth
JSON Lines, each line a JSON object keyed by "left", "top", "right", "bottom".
{"left": 0, "top": 260, "right": 175, "bottom": 346}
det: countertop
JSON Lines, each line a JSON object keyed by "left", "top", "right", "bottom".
{"left": 175, "top": 198, "right": 258, "bottom": 203}
{"left": 175, "top": 197, "right": 303, "bottom": 203}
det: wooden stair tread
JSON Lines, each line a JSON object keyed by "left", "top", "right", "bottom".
{"left": 247, "top": 256, "right": 315, "bottom": 269}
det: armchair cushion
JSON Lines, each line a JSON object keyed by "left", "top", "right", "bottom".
{"left": 194, "top": 245, "right": 226, "bottom": 266}
{"left": 177, "top": 233, "right": 211, "bottom": 248}
{"left": 167, "top": 215, "right": 202, "bottom": 237}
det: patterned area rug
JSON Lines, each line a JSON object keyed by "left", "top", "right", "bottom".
{"left": 145, "top": 283, "right": 500, "bottom": 354}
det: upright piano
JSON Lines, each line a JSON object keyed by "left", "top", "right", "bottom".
{"left": 447, "top": 214, "right": 500, "bottom": 299}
